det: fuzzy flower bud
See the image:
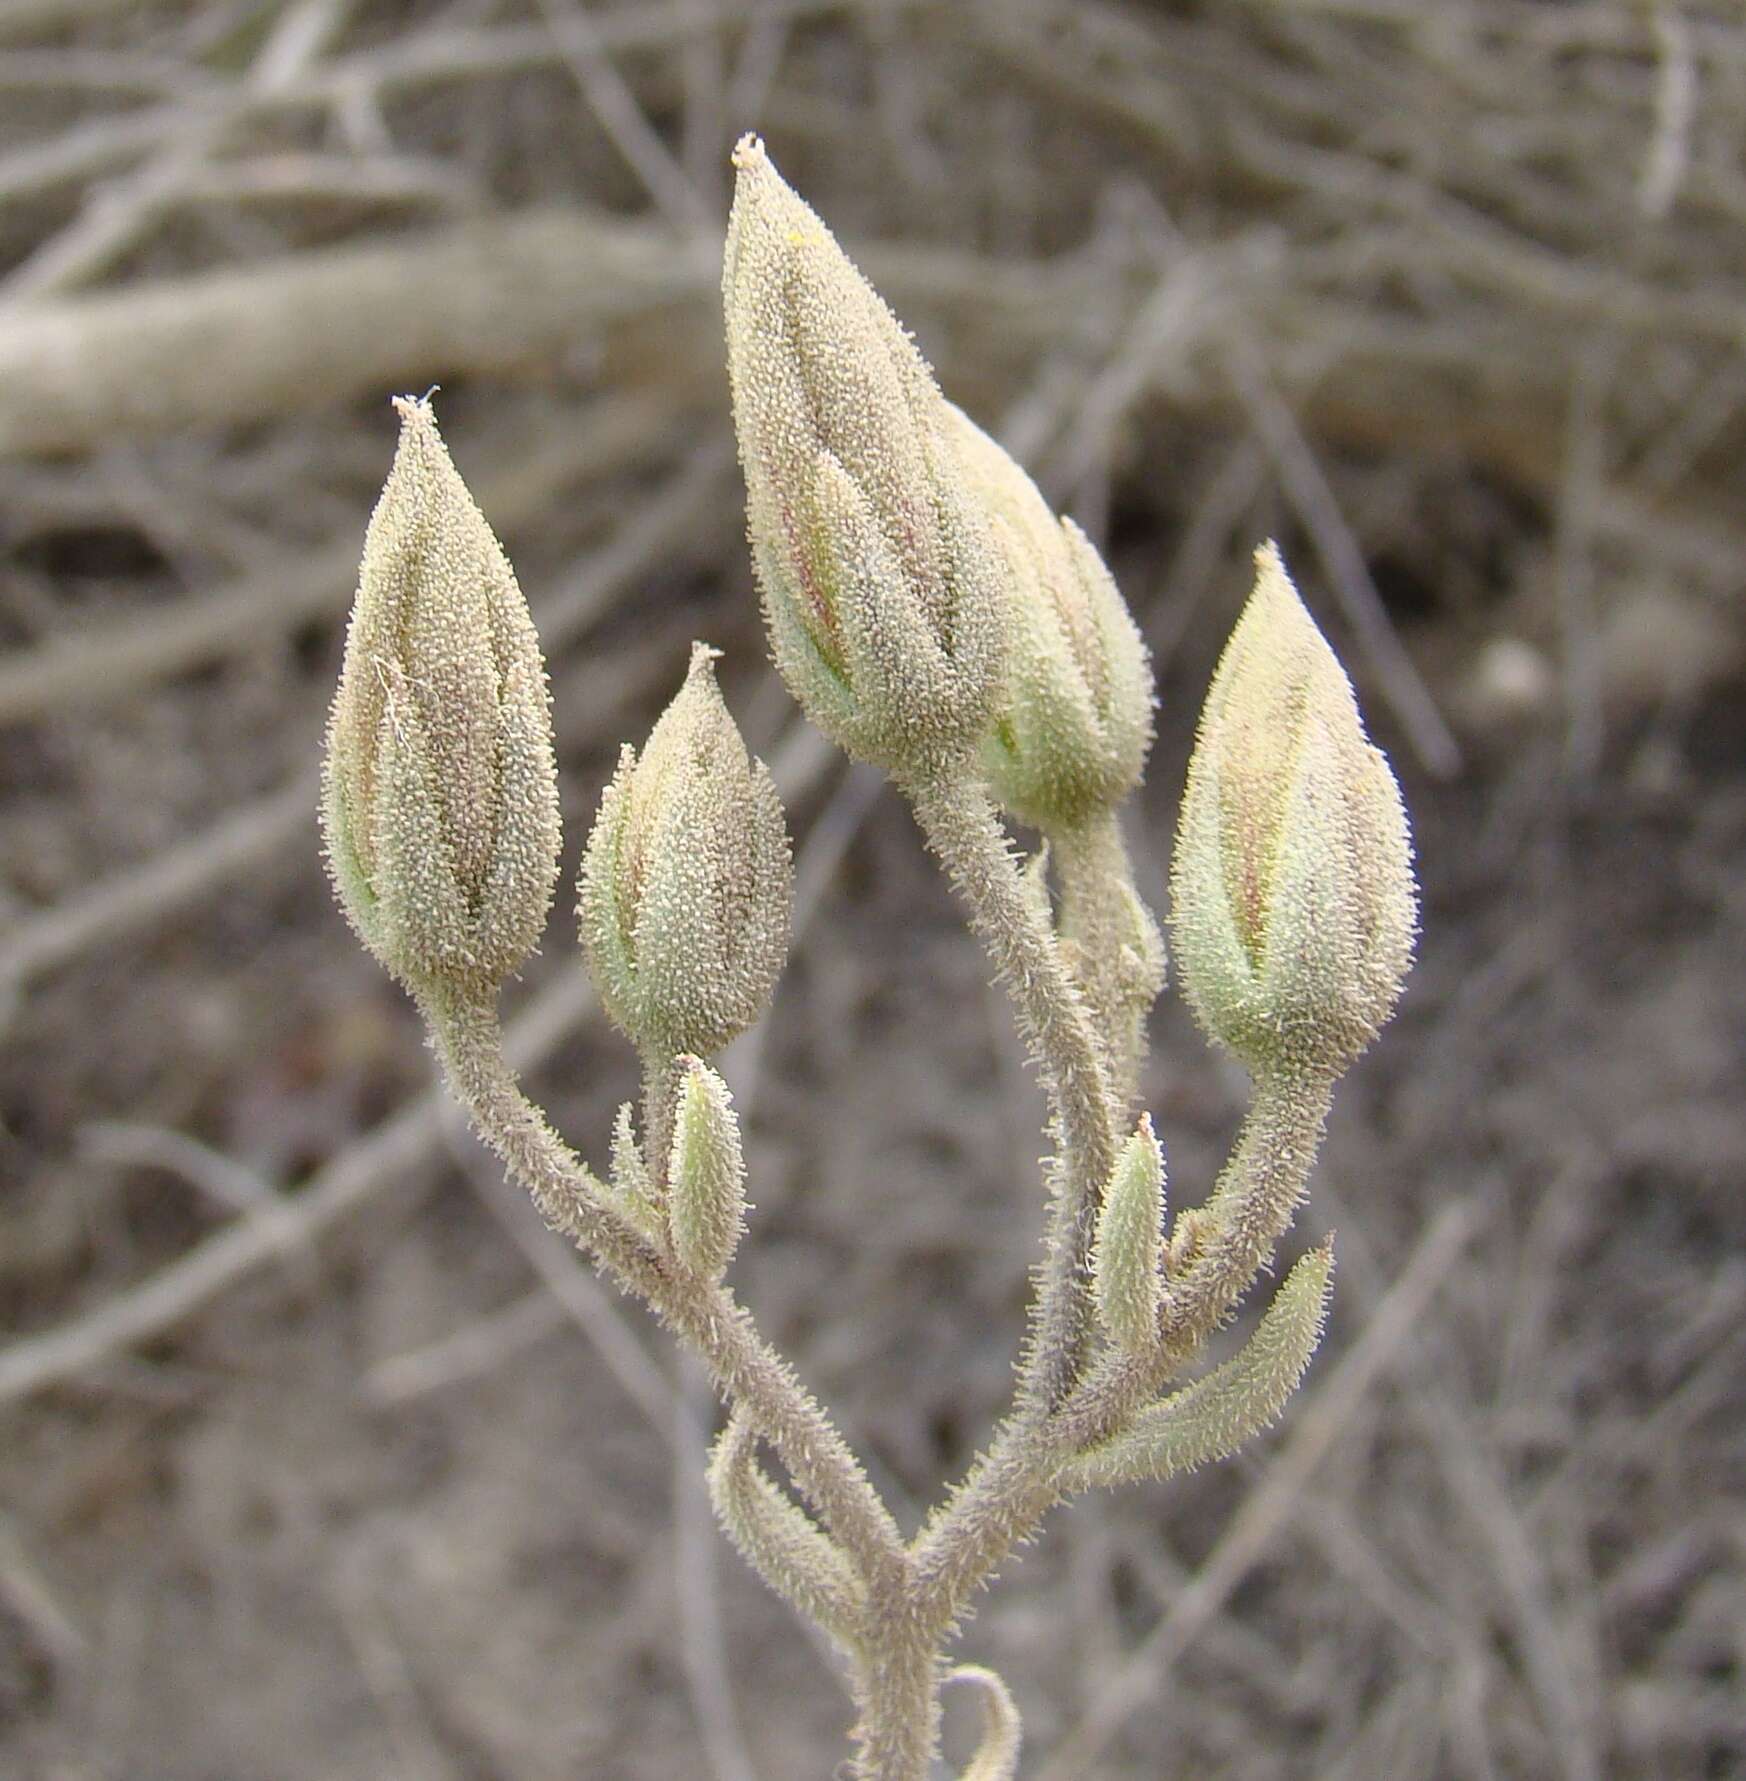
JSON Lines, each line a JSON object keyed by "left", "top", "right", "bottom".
{"left": 723, "top": 135, "right": 1007, "bottom": 776}
{"left": 946, "top": 405, "right": 1153, "bottom": 831}
{"left": 578, "top": 642, "right": 792, "bottom": 1057}
{"left": 321, "top": 396, "right": 560, "bottom": 996}
{"left": 1169, "top": 545, "right": 1416, "bottom": 1075}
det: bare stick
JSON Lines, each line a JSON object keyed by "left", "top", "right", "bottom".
{"left": 359, "top": 1289, "right": 567, "bottom": 1407}
{"left": 0, "top": 215, "right": 710, "bottom": 456}
{"left": 536, "top": 0, "right": 714, "bottom": 237}
{"left": 674, "top": 1359, "right": 760, "bottom": 1781}
{"left": 0, "top": 773, "right": 315, "bottom": 993}
{"left": 0, "top": 389, "right": 683, "bottom": 721}
{"left": 0, "top": 978, "right": 564, "bottom": 1410}
{"left": 450, "top": 1117, "right": 679, "bottom": 1439}
{"left": 1219, "top": 334, "right": 1463, "bottom": 778}
{"left": 1, "top": 0, "right": 349, "bottom": 301}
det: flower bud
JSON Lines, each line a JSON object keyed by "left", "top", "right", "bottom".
{"left": 578, "top": 642, "right": 792, "bottom": 1057}
{"left": 723, "top": 135, "right": 1007, "bottom": 776}
{"left": 1169, "top": 545, "right": 1415, "bottom": 1075}
{"left": 945, "top": 404, "right": 1153, "bottom": 831}
{"left": 321, "top": 395, "right": 560, "bottom": 996}
{"left": 667, "top": 1057, "right": 747, "bottom": 1283}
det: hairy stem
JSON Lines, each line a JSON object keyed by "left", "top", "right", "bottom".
{"left": 848, "top": 1642, "right": 940, "bottom": 1781}
{"left": 418, "top": 985, "right": 908, "bottom": 1597}
{"left": 1052, "top": 807, "right": 1163, "bottom": 1117}
{"left": 1157, "top": 1066, "right": 1335, "bottom": 1362}
{"left": 912, "top": 1065, "right": 1334, "bottom": 1631}
{"left": 640, "top": 1044, "right": 682, "bottom": 1194}
{"left": 903, "top": 771, "right": 1121, "bottom": 1417}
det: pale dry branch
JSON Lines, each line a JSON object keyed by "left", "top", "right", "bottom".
{"left": 455, "top": 1126, "right": 679, "bottom": 1444}
{"left": 0, "top": 773, "right": 315, "bottom": 993}
{"left": 536, "top": 0, "right": 714, "bottom": 237}
{"left": 0, "top": 0, "right": 351, "bottom": 302}
{"left": 0, "top": 217, "right": 710, "bottom": 458}
{"left": 1639, "top": 0, "right": 1699, "bottom": 218}
{"left": 1219, "top": 333, "right": 1463, "bottom": 778}
{"left": 0, "top": 195, "right": 1723, "bottom": 641}
{"left": 0, "top": 388, "right": 685, "bottom": 719}
{"left": 359, "top": 1288, "right": 567, "bottom": 1407}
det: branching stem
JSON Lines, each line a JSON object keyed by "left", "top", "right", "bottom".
{"left": 912, "top": 1066, "right": 1333, "bottom": 1632}
{"left": 417, "top": 985, "right": 909, "bottom": 1606}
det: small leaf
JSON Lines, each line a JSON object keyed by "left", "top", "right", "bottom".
{"left": 1067, "top": 1240, "right": 1334, "bottom": 1490}
{"left": 706, "top": 1407, "right": 868, "bottom": 1652}
{"left": 608, "top": 1101, "right": 660, "bottom": 1238}
{"left": 667, "top": 1059, "right": 747, "bottom": 1283}
{"left": 944, "top": 1665, "right": 1022, "bottom": 1781}
{"left": 1091, "top": 1116, "right": 1166, "bottom": 1356}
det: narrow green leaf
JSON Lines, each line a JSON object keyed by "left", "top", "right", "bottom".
{"left": 607, "top": 1100, "right": 660, "bottom": 1239}
{"left": 667, "top": 1059, "right": 747, "bottom": 1282}
{"left": 1092, "top": 1116, "right": 1166, "bottom": 1355}
{"left": 706, "top": 1407, "right": 868, "bottom": 1652}
{"left": 944, "top": 1665, "right": 1022, "bottom": 1781}
{"left": 1068, "top": 1241, "right": 1334, "bottom": 1490}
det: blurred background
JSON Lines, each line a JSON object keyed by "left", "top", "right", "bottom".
{"left": 1, "top": 2, "right": 1742, "bottom": 1776}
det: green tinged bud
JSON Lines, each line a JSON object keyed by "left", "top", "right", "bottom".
{"left": 723, "top": 135, "right": 1007, "bottom": 776}
{"left": 1066, "top": 1241, "right": 1334, "bottom": 1491}
{"left": 945, "top": 404, "right": 1153, "bottom": 831}
{"left": 578, "top": 642, "right": 792, "bottom": 1057}
{"left": 1169, "top": 545, "right": 1416, "bottom": 1075}
{"left": 321, "top": 395, "right": 560, "bottom": 996}
{"left": 667, "top": 1058, "right": 747, "bottom": 1283}
{"left": 1092, "top": 1115, "right": 1166, "bottom": 1355}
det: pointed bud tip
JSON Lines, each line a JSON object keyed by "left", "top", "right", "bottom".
{"left": 685, "top": 638, "right": 725, "bottom": 686}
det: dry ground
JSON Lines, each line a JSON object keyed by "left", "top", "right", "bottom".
{"left": 1, "top": 3, "right": 1743, "bottom": 1777}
